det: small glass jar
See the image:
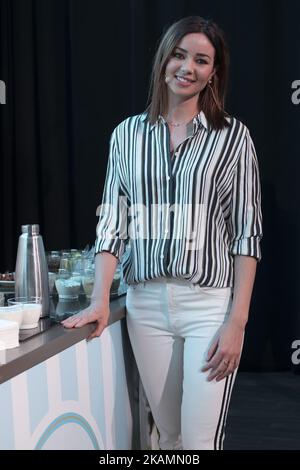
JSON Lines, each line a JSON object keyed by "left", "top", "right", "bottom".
{"left": 59, "top": 253, "right": 72, "bottom": 272}
{"left": 46, "top": 251, "right": 61, "bottom": 273}
{"left": 48, "top": 272, "right": 57, "bottom": 296}
{"left": 82, "top": 268, "right": 95, "bottom": 299}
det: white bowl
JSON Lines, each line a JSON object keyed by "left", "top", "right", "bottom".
{"left": 0, "top": 305, "right": 23, "bottom": 327}
{"left": 55, "top": 277, "right": 81, "bottom": 300}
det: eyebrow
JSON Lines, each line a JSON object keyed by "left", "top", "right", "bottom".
{"left": 175, "top": 46, "right": 211, "bottom": 59}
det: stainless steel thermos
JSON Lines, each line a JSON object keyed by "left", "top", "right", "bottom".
{"left": 14, "top": 224, "right": 50, "bottom": 317}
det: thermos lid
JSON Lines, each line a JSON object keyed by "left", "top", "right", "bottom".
{"left": 21, "top": 224, "right": 40, "bottom": 235}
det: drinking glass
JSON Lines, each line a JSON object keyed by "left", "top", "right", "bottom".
{"left": 8, "top": 297, "right": 42, "bottom": 329}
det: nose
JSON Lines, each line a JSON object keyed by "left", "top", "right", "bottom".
{"left": 180, "top": 56, "right": 195, "bottom": 73}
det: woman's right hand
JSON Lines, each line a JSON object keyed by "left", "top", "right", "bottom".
{"left": 61, "top": 300, "right": 110, "bottom": 340}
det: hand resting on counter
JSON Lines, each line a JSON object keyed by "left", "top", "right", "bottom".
{"left": 61, "top": 300, "right": 110, "bottom": 340}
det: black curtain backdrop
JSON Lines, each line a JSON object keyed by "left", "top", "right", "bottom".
{"left": 1, "top": 0, "right": 300, "bottom": 371}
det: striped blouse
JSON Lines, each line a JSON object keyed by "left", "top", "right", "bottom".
{"left": 95, "top": 110, "right": 263, "bottom": 287}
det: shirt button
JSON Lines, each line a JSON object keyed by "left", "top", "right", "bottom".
{"left": 166, "top": 176, "right": 170, "bottom": 181}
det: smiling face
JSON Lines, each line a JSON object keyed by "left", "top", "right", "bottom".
{"left": 164, "top": 32, "right": 216, "bottom": 105}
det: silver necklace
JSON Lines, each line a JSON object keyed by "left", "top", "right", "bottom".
{"left": 166, "top": 114, "right": 197, "bottom": 127}
{"left": 167, "top": 121, "right": 187, "bottom": 127}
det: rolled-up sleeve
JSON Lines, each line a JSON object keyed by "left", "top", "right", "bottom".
{"left": 229, "top": 129, "right": 263, "bottom": 261}
{"left": 95, "top": 129, "right": 128, "bottom": 260}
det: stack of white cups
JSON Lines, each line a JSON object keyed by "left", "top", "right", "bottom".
{"left": 0, "top": 319, "right": 19, "bottom": 350}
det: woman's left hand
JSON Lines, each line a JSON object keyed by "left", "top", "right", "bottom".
{"left": 201, "top": 319, "right": 245, "bottom": 382}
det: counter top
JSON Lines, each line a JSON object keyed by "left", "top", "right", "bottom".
{"left": 0, "top": 294, "right": 126, "bottom": 384}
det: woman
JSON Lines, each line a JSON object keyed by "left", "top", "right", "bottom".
{"left": 62, "top": 16, "right": 263, "bottom": 450}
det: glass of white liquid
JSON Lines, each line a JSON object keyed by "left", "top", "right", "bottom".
{"left": 8, "top": 297, "right": 42, "bottom": 329}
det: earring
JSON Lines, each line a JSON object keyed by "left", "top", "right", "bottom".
{"left": 165, "top": 73, "right": 171, "bottom": 84}
{"left": 207, "top": 78, "right": 221, "bottom": 110}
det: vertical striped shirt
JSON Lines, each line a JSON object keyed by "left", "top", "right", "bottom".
{"left": 95, "top": 110, "right": 263, "bottom": 287}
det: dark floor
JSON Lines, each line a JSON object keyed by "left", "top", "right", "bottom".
{"left": 225, "top": 371, "right": 300, "bottom": 450}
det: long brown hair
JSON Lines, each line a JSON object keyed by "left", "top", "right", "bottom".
{"left": 146, "top": 16, "right": 230, "bottom": 130}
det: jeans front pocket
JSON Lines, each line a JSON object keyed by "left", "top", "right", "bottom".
{"left": 192, "top": 284, "right": 232, "bottom": 298}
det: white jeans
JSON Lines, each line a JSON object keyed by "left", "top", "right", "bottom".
{"left": 126, "top": 277, "right": 242, "bottom": 450}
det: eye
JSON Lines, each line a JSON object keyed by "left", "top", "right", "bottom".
{"left": 172, "top": 51, "right": 208, "bottom": 65}
{"left": 172, "top": 52, "right": 183, "bottom": 59}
